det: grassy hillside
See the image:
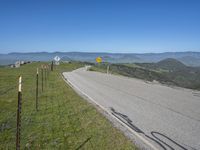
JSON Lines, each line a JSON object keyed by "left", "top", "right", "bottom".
{"left": 135, "top": 58, "right": 187, "bottom": 71}
{"left": 0, "top": 62, "right": 136, "bottom": 149}
{"left": 90, "top": 59, "right": 200, "bottom": 90}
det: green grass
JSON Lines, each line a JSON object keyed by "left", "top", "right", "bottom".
{"left": 90, "top": 63, "right": 200, "bottom": 90}
{"left": 124, "top": 63, "right": 169, "bottom": 73}
{"left": 0, "top": 62, "right": 137, "bottom": 149}
{"left": 89, "top": 65, "right": 108, "bottom": 74}
{"left": 123, "top": 63, "right": 143, "bottom": 69}
{"left": 90, "top": 63, "right": 171, "bottom": 83}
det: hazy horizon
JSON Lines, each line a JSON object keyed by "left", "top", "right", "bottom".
{"left": 1, "top": 50, "right": 200, "bottom": 55}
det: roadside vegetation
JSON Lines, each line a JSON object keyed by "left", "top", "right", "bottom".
{"left": 90, "top": 58, "right": 200, "bottom": 90}
{"left": 0, "top": 62, "right": 136, "bottom": 149}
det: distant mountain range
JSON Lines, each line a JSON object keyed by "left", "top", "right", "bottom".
{"left": 0, "top": 51, "right": 200, "bottom": 66}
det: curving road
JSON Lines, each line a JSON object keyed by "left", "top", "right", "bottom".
{"left": 63, "top": 67, "right": 200, "bottom": 150}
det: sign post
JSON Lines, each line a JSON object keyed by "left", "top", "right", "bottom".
{"left": 51, "top": 61, "right": 53, "bottom": 71}
{"left": 107, "top": 65, "right": 110, "bottom": 74}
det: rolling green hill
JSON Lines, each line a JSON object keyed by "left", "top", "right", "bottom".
{"left": 90, "top": 59, "right": 200, "bottom": 90}
{"left": 136, "top": 58, "right": 187, "bottom": 71}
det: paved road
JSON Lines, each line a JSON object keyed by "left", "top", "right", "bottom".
{"left": 63, "top": 67, "right": 200, "bottom": 150}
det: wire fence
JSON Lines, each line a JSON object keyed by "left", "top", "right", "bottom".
{"left": 0, "top": 63, "right": 134, "bottom": 150}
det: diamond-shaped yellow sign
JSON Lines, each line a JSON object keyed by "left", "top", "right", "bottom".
{"left": 96, "top": 57, "right": 102, "bottom": 63}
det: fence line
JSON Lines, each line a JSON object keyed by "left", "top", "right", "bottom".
{"left": 1, "top": 63, "right": 128, "bottom": 150}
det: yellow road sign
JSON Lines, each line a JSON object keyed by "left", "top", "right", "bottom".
{"left": 96, "top": 57, "right": 102, "bottom": 63}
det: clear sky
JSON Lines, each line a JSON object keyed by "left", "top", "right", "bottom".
{"left": 0, "top": 0, "right": 200, "bottom": 54}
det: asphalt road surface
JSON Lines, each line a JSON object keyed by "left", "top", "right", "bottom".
{"left": 63, "top": 67, "right": 200, "bottom": 150}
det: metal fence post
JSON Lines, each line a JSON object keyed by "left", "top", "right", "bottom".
{"left": 47, "top": 65, "right": 49, "bottom": 78}
{"left": 44, "top": 66, "right": 47, "bottom": 87}
{"left": 36, "top": 68, "right": 39, "bottom": 111}
{"left": 41, "top": 66, "right": 44, "bottom": 92}
{"left": 16, "top": 76, "right": 22, "bottom": 150}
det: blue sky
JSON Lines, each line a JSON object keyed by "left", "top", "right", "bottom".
{"left": 0, "top": 0, "right": 200, "bottom": 54}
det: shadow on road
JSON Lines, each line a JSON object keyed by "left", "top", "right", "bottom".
{"left": 110, "top": 107, "right": 189, "bottom": 150}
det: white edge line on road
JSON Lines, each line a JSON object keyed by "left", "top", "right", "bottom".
{"left": 61, "top": 72, "right": 158, "bottom": 150}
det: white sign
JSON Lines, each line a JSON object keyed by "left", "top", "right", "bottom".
{"left": 54, "top": 56, "right": 60, "bottom": 62}
{"left": 54, "top": 56, "right": 60, "bottom": 65}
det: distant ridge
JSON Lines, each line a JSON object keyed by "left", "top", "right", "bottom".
{"left": 156, "top": 58, "right": 187, "bottom": 71}
{"left": 1, "top": 51, "right": 200, "bottom": 66}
